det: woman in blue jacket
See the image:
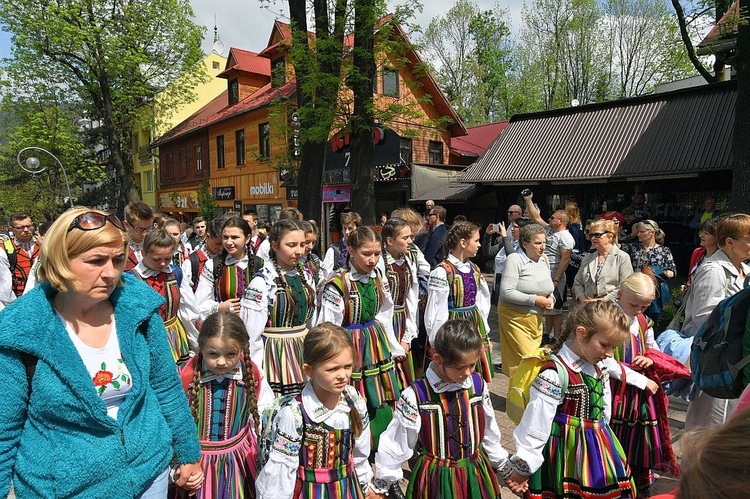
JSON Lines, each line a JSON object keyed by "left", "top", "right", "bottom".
{"left": 0, "top": 207, "right": 203, "bottom": 498}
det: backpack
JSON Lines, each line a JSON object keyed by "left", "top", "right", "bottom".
{"left": 691, "top": 285, "right": 750, "bottom": 399}
{"left": 507, "top": 347, "right": 569, "bottom": 425}
{"left": 3, "top": 239, "right": 17, "bottom": 273}
{"left": 256, "top": 394, "right": 303, "bottom": 470}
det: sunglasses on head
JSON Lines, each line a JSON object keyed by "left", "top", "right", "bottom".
{"left": 67, "top": 212, "right": 126, "bottom": 233}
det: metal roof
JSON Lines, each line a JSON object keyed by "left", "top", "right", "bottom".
{"left": 460, "top": 81, "right": 735, "bottom": 183}
{"left": 410, "top": 183, "right": 484, "bottom": 203}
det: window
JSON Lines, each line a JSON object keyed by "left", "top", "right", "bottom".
{"left": 259, "top": 123, "right": 270, "bottom": 160}
{"left": 132, "top": 133, "right": 140, "bottom": 153}
{"left": 217, "top": 135, "right": 225, "bottom": 169}
{"left": 195, "top": 145, "right": 202, "bottom": 171}
{"left": 179, "top": 147, "right": 187, "bottom": 177}
{"left": 429, "top": 140, "right": 443, "bottom": 164}
{"left": 235, "top": 129, "right": 245, "bottom": 165}
{"left": 229, "top": 78, "right": 239, "bottom": 105}
{"left": 144, "top": 171, "right": 154, "bottom": 193}
{"left": 212, "top": 61, "right": 220, "bottom": 70}
{"left": 272, "top": 58, "right": 286, "bottom": 86}
{"left": 164, "top": 152, "right": 173, "bottom": 180}
{"left": 382, "top": 68, "right": 399, "bottom": 97}
{"left": 399, "top": 137, "right": 412, "bottom": 164}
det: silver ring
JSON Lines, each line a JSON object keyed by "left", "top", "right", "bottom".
{"left": 229, "top": 304, "right": 235, "bottom": 313}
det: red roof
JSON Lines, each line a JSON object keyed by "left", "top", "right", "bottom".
{"left": 218, "top": 48, "right": 271, "bottom": 78}
{"left": 450, "top": 121, "right": 508, "bottom": 157}
{"left": 698, "top": 0, "right": 739, "bottom": 50}
{"left": 152, "top": 80, "right": 296, "bottom": 146}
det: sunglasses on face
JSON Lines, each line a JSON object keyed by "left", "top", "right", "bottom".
{"left": 589, "top": 232, "right": 611, "bottom": 239}
{"left": 68, "top": 212, "right": 126, "bottom": 233}
{"left": 126, "top": 221, "right": 155, "bottom": 234}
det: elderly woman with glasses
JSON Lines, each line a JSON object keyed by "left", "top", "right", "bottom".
{"left": 573, "top": 219, "right": 633, "bottom": 304}
{"left": 683, "top": 213, "right": 750, "bottom": 431}
{"left": 0, "top": 207, "right": 203, "bottom": 498}
{"left": 623, "top": 219, "right": 676, "bottom": 325}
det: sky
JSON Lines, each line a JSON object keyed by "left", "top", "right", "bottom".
{"left": 0, "top": 0, "right": 522, "bottom": 66}
{"left": 189, "top": 0, "right": 523, "bottom": 58}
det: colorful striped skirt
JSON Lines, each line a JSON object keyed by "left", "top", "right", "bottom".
{"left": 292, "top": 459, "right": 364, "bottom": 499}
{"left": 393, "top": 305, "right": 415, "bottom": 390}
{"left": 345, "top": 320, "right": 400, "bottom": 409}
{"left": 609, "top": 377, "right": 665, "bottom": 484}
{"left": 527, "top": 413, "right": 635, "bottom": 499}
{"left": 406, "top": 449, "right": 501, "bottom": 499}
{"left": 164, "top": 315, "right": 191, "bottom": 366}
{"left": 449, "top": 305, "right": 493, "bottom": 382}
{"left": 262, "top": 325, "right": 308, "bottom": 397}
{"left": 197, "top": 423, "right": 258, "bottom": 499}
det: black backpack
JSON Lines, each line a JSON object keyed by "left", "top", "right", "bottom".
{"left": 691, "top": 285, "right": 750, "bottom": 399}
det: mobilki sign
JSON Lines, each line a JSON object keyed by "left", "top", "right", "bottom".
{"left": 250, "top": 183, "right": 274, "bottom": 196}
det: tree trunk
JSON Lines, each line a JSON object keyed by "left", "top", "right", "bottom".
{"left": 731, "top": 16, "right": 750, "bottom": 211}
{"left": 348, "top": 0, "right": 377, "bottom": 225}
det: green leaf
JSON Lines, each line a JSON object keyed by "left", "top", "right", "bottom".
{"left": 101, "top": 362, "right": 106, "bottom": 370}
{"left": 112, "top": 380, "right": 120, "bottom": 389}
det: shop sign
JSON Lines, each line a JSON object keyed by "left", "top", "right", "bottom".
{"left": 233, "top": 199, "right": 243, "bottom": 212}
{"left": 249, "top": 182, "right": 275, "bottom": 196}
{"left": 213, "top": 186, "right": 235, "bottom": 200}
{"left": 286, "top": 187, "right": 299, "bottom": 201}
{"left": 322, "top": 184, "right": 350, "bottom": 203}
{"left": 375, "top": 163, "right": 411, "bottom": 181}
{"left": 159, "top": 190, "right": 199, "bottom": 210}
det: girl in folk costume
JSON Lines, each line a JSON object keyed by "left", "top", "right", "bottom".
{"left": 245, "top": 220, "right": 316, "bottom": 397}
{"left": 378, "top": 218, "right": 419, "bottom": 389}
{"left": 315, "top": 226, "right": 403, "bottom": 445}
{"left": 128, "top": 229, "right": 198, "bottom": 365}
{"left": 163, "top": 218, "right": 189, "bottom": 267}
{"left": 612, "top": 273, "right": 679, "bottom": 497}
{"left": 372, "top": 320, "right": 517, "bottom": 499}
{"left": 508, "top": 301, "right": 658, "bottom": 499}
{"left": 300, "top": 220, "right": 323, "bottom": 288}
{"left": 195, "top": 216, "right": 265, "bottom": 368}
{"left": 182, "top": 311, "right": 274, "bottom": 499}
{"left": 255, "top": 324, "right": 374, "bottom": 499}
{"left": 424, "top": 221, "right": 493, "bottom": 382}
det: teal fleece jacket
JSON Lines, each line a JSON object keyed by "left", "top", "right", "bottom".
{"left": 0, "top": 273, "right": 201, "bottom": 498}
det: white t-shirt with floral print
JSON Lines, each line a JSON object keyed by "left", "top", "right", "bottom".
{"left": 59, "top": 313, "right": 133, "bottom": 419}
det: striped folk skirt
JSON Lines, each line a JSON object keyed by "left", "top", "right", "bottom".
{"left": 406, "top": 450, "right": 501, "bottom": 499}
{"left": 527, "top": 414, "right": 635, "bottom": 499}
{"left": 609, "top": 377, "right": 666, "bottom": 486}
{"left": 449, "top": 305, "right": 493, "bottom": 382}
{"left": 197, "top": 424, "right": 258, "bottom": 499}
{"left": 393, "top": 305, "right": 415, "bottom": 390}
{"left": 345, "top": 319, "right": 400, "bottom": 409}
{"left": 164, "top": 315, "right": 191, "bottom": 366}
{"left": 292, "top": 459, "right": 364, "bottom": 499}
{"left": 262, "top": 325, "right": 308, "bottom": 397}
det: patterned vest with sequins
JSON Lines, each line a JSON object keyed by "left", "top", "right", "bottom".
{"left": 385, "top": 258, "right": 411, "bottom": 308}
{"left": 298, "top": 396, "right": 355, "bottom": 472}
{"left": 551, "top": 361, "right": 606, "bottom": 420}
{"left": 133, "top": 268, "right": 180, "bottom": 321}
{"left": 269, "top": 271, "right": 315, "bottom": 328}
{"left": 439, "top": 260, "right": 481, "bottom": 309}
{"left": 329, "top": 272, "right": 384, "bottom": 326}
{"left": 411, "top": 373, "right": 486, "bottom": 460}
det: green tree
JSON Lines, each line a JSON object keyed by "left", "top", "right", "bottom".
{"left": 0, "top": 0, "right": 207, "bottom": 215}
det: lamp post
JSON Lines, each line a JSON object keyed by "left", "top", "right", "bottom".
{"left": 16, "top": 147, "right": 74, "bottom": 209}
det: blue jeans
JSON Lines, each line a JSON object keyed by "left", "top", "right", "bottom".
{"left": 136, "top": 468, "right": 169, "bottom": 499}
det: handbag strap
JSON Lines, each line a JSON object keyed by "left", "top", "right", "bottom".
{"left": 667, "top": 285, "right": 690, "bottom": 331}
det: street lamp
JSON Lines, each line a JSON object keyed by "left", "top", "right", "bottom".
{"left": 16, "top": 146, "right": 74, "bottom": 208}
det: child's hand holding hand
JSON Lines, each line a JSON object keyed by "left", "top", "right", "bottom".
{"left": 364, "top": 489, "right": 387, "bottom": 499}
{"left": 645, "top": 379, "right": 659, "bottom": 394}
{"left": 503, "top": 470, "right": 530, "bottom": 495}
{"left": 631, "top": 355, "right": 653, "bottom": 370}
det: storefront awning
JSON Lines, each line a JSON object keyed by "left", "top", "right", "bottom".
{"left": 410, "top": 163, "right": 465, "bottom": 200}
{"left": 410, "top": 183, "right": 484, "bottom": 203}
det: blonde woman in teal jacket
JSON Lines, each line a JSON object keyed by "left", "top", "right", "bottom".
{"left": 0, "top": 208, "right": 202, "bottom": 498}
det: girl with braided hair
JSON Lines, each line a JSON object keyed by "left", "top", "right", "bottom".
{"left": 378, "top": 217, "right": 419, "bottom": 389}
{"left": 424, "top": 221, "right": 494, "bottom": 382}
{"left": 180, "top": 311, "right": 274, "bottom": 498}
{"left": 245, "top": 219, "right": 317, "bottom": 397}
{"left": 195, "top": 216, "right": 265, "bottom": 367}
{"left": 315, "top": 225, "right": 403, "bottom": 447}
{"left": 508, "top": 301, "right": 647, "bottom": 499}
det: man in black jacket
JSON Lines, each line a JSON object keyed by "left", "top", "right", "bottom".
{"left": 424, "top": 205, "right": 448, "bottom": 268}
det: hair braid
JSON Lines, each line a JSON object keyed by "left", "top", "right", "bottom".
{"left": 242, "top": 345, "right": 260, "bottom": 435}
{"left": 189, "top": 353, "right": 203, "bottom": 425}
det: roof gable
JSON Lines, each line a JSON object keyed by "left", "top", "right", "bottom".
{"left": 219, "top": 48, "right": 271, "bottom": 78}
{"left": 450, "top": 121, "right": 508, "bottom": 157}
{"left": 460, "top": 81, "right": 735, "bottom": 183}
